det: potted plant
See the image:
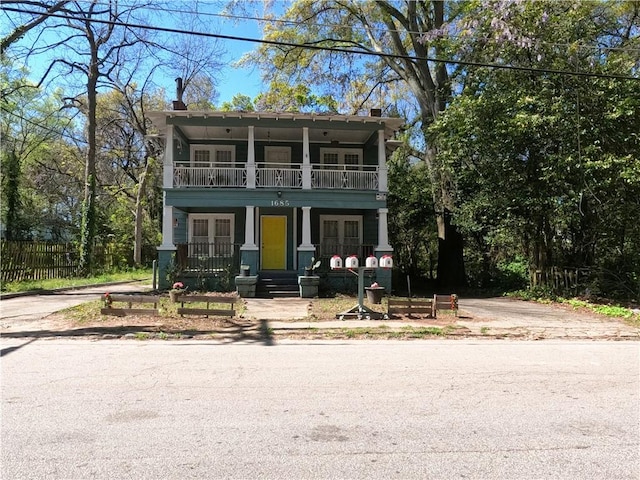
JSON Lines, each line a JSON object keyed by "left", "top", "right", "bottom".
{"left": 304, "top": 257, "right": 321, "bottom": 276}
{"left": 170, "top": 281, "right": 187, "bottom": 302}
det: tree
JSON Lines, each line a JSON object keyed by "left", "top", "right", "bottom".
{"left": 429, "top": 0, "right": 640, "bottom": 296}
{"left": 0, "top": 59, "right": 78, "bottom": 240}
{"left": 238, "top": 0, "right": 467, "bottom": 287}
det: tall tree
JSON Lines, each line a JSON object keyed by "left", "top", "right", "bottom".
{"left": 239, "top": 0, "right": 467, "bottom": 287}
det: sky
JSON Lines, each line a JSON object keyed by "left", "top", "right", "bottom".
{"left": 1, "top": 1, "right": 281, "bottom": 106}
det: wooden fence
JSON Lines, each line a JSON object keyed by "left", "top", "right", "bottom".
{"left": 1, "top": 241, "right": 79, "bottom": 283}
{"left": 0, "top": 240, "right": 142, "bottom": 283}
{"left": 530, "top": 267, "right": 591, "bottom": 294}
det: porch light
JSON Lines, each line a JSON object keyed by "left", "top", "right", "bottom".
{"left": 277, "top": 191, "right": 282, "bottom": 198}
{"left": 173, "top": 217, "right": 178, "bottom": 227}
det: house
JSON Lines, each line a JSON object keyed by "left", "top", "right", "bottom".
{"left": 148, "top": 103, "right": 404, "bottom": 295}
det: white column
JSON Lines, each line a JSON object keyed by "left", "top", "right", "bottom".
{"left": 247, "top": 125, "right": 256, "bottom": 189}
{"left": 298, "top": 206, "right": 314, "bottom": 249}
{"left": 160, "top": 125, "right": 175, "bottom": 248}
{"left": 161, "top": 203, "right": 175, "bottom": 248}
{"left": 302, "top": 127, "right": 311, "bottom": 189}
{"left": 163, "top": 125, "right": 174, "bottom": 189}
{"left": 375, "top": 208, "right": 392, "bottom": 251}
{"left": 242, "top": 205, "right": 258, "bottom": 249}
{"left": 377, "top": 129, "right": 388, "bottom": 193}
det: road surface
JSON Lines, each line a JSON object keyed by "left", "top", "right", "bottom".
{"left": 2, "top": 339, "right": 638, "bottom": 479}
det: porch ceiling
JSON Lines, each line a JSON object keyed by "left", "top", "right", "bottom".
{"left": 177, "top": 125, "right": 376, "bottom": 144}
{"left": 148, "top": 110, "right": 405, "bottom": 145}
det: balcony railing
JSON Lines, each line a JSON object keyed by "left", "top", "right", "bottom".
{"left": 256, "top": 162, "right": 303, "bottom": 188}
{"left": 172, "top": 163, "right": 380, "bottom": 190}
{"left": 312, "top": 165, "right": 378, "bottom": 190}
{"left": 174, "top": 164, "right": 246, "bottom": 187}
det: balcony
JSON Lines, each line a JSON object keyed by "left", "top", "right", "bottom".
{"left": 172, "top": 162, "right": 380, "bottom": 190}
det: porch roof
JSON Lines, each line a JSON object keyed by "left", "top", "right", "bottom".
{"left": 147, "top": 110, "right": 405, "bottom": 145}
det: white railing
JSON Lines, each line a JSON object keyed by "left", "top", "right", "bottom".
{"left": 173, "top": 162, "right": 379, "bottom": 190}
{"left": 311, "top": 165, "right": 379, "bottom": 190}
{"left": 174, "top": 164, "right": 246, "bottom": 187}
{"left": 255, "top": 162, "right": 303, "bottom": 188}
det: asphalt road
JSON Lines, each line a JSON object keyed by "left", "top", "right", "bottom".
{"left": 2, "top": 339, "right": 638, "bottom": 479}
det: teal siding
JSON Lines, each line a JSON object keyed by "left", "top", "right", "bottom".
{"left": 166, "top": 189, "right": 386, "bottom": 210}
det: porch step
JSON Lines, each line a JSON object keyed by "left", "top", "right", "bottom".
{"left": 257, "top": 271, "right": 299, "bottom": 298}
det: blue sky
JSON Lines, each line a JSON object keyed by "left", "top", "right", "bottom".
{"left": 2, "top": 1, "right": 278, "bottom": 106}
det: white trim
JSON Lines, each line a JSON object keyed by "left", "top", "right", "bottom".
{"left": 190, "top": 144, "right": 236, "bottom": 166}
{"left": 188, "top": 213, "right": 235, "bottom": 257}
{"left": 319, "top": 147, "right": 363, "bottom": 167}
{"left": 319, "top": 215, "right": 363, "bottom": 253}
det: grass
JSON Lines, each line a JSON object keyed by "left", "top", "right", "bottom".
{"left": 2, "top": 268, "right": 152, "bottom": 293}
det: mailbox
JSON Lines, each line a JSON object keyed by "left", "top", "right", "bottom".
{"left": 365, "top": 255, "right": 378, "bottom": 268}
{"left": 330, "top": 255, "right": 343, "bottom": 270}
{"left": 380, "top": 254, "right": 393, "bottom": 269}
{"left": 345, "top": 255, "right": 359, "bottom": 269}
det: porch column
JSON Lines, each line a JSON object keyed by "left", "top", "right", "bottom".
{"left": 242, "top": 205, "right": 257, "bottom": 249}
{"left": 160, "top": 125, "right": 175, "bottom": 249}
{"left": 297, "top": 206, "right": 315, "bottom": 276}
{"left": 302, "top": 127, "right": 311, "bottom": 189}
{"left": 240, "top": 205, "right": 259, "bottom": 275}
{"left": 377, "top": 129, "right": 388, "bottom": 193}
{"left": 375, "top": 208, "right": 392, "bottom": 251}
{"left": 299, "top": 206, "right": 314, "bottom": 249}
{"left": 247, "top": 125, "right": 256, "bottom": 188}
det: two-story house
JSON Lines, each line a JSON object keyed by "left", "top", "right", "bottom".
{"left": 149, "top": 106, "right": 403, "bottom": 295}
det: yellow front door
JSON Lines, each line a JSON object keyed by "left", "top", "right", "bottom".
{"left": 261, "top": 216, "right": 287, "bottom": 270}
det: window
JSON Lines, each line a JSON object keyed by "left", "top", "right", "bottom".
{"left": 190, "top": 145, "right": 236, "bottom": 166}
{"left": 320, "top": 148, "right": 363, "bottom": 169}
{"left": 320, "top": 215, "right": 362, "bottom": 256}
{"left": 188, "top": 214, "right": 234, "bottom": 257}
{"left": 265, "top": 146, "right": 291, "bottom": 164}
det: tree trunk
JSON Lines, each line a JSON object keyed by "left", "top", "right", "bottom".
{"left": 132, "top": 157, "right": 150, "bottom": 266}
{"left": 436, "top": 212, "right": 467, "bottom": 289}
{"left": 78, "top": 55, "right": 98, "bottom": 275}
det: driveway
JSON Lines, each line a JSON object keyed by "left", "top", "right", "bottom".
{"left": 457, "top": 297, "right": 639, "bottom": 340}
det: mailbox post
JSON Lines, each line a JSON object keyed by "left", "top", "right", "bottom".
{"left": 332, "top": 255, "right": 392, "bottom": 320}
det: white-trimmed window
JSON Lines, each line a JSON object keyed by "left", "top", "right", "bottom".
{"left": 320, "top": 148, "right": 363, "bottom": 170}
{"left": 190, "top": 145, "right": 236, "bottom": 166}
{"left": 189, "top": 214, "right": 234, "bottom": 257}
{"left": 320, "top": 215, "right": 362, "bottom": 256}
{"left": 264, "top": 146, "right": 291, "bottom": 164}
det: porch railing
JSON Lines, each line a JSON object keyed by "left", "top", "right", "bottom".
{"left": 172, "top": 163, "right": 379, "bottom": 190}
{"left": 175, "top": 242, "right": 241, "bottom": 273}
{"left": 174, "top": 164, "right": 247, "bottom": 187}
{"left": 256, "top": 162, "right": 303, "bottom": 188}
{"left": 311, "top": 165, "right": 378, "bottom": 190}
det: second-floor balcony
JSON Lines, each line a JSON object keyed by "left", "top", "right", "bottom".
{"left": 173, "top": 162, "right": 381, "bottom": 191}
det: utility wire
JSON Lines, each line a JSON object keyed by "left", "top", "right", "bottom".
{"left": 3, "top": 6, "right": 639, "bottom": 82}
{"left": 68, "top": 0, "right": 640, "bottom": 54}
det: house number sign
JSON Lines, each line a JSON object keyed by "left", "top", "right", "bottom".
{"left": 270, "top": 200, "right": 290, "bottom": 206}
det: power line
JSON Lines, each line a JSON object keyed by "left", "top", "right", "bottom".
{"left": 3, "top": 5, "right": 639, "bottom": 82}
{"left": 77, "top": 0, "right": 640, "bottom": 55}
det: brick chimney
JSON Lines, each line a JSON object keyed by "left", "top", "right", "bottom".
{"left": 173, "top": 77, "right": 187, "bottom": 110}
